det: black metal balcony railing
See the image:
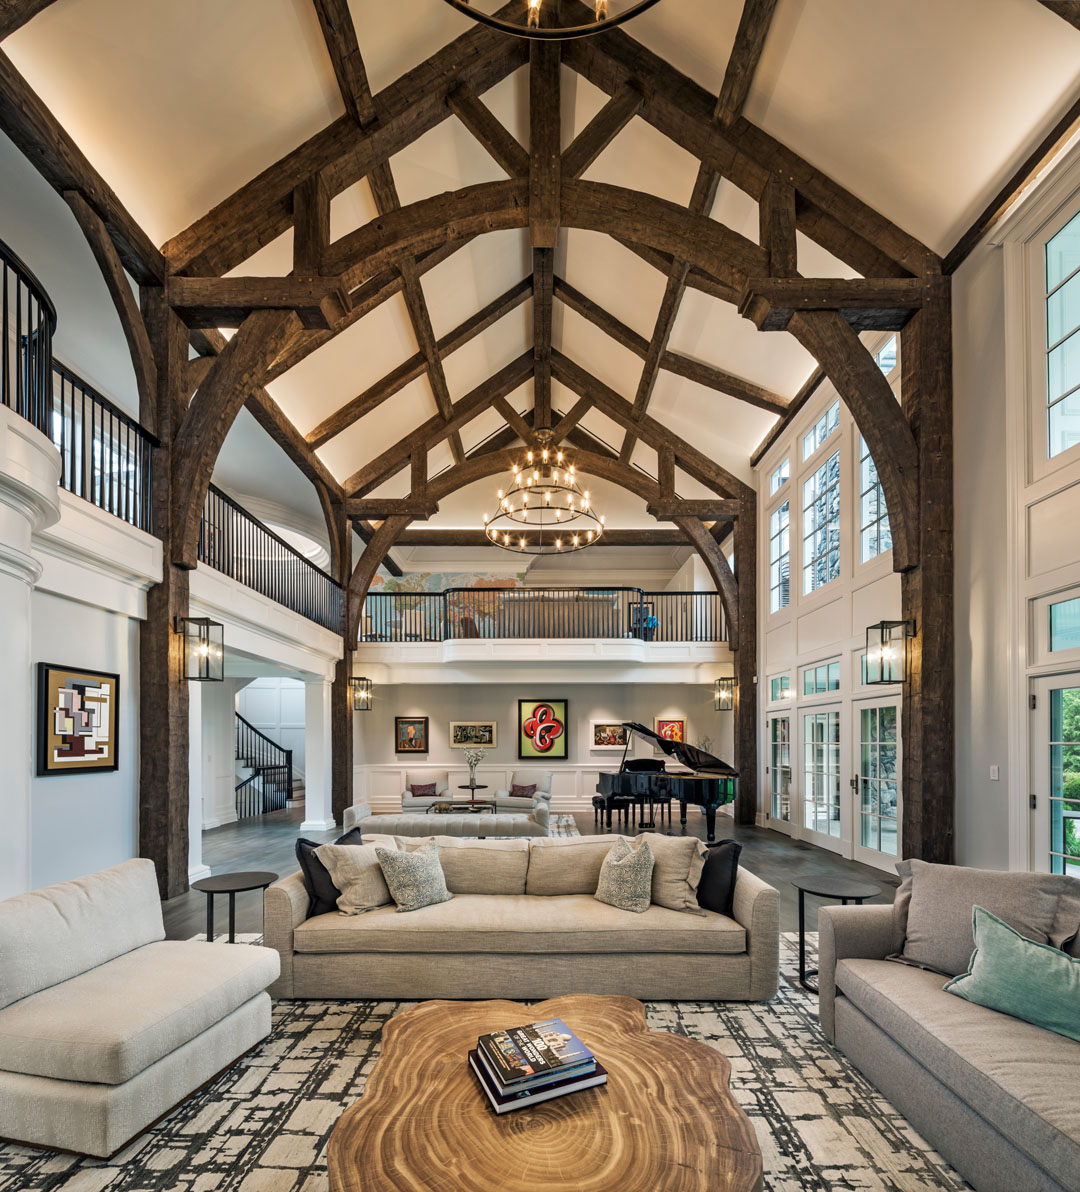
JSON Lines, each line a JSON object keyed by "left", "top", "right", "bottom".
{"left": 50, "top": 362, "right": 156, "bottom": 533}
{"left": 359, "top": 588, "right": 727, "bottom": 644}
{"left": 199, "top": 484, "right": 343, "bottom": 632}
{"left": 2, "top": 237, "right": 56, "bottom": 437}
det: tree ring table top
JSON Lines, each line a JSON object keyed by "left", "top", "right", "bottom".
{"left": 327, "top": 994, "right": 762, "bottom": 1192}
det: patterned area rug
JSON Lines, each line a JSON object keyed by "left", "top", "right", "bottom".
{"left": 0, "top": 935, "right": 971, "bottom": 1192}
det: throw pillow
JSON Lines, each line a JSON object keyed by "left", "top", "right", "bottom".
{"left": 410, "top": 783, "right": 437, "bottom": 798}
{"left": 892, "top": 859, "right": 1065, "bottom": 976}
{"left": 594, "top": 838, "right": 654, "bottom": 914}
{"left": 296, "top": 826, "right": 364, "bottom": 916}
{"left": 945, "top": 906, "right": 1080, "bottom": 1043}
{"left": 314, "top": 841, "right": 397, "bottom": 915}
{"left": 697, "top": 839, "right": 742, "bottom": 917}
{"left": 636, "top": 833, "right": 707, "bottom": 915}
{"left": 377, "top": 841, "right": 453, "bottom": 912}
{"left": 509, "top": 783, "right": 537, "bottom": 799}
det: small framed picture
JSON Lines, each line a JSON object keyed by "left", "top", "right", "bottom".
{"left": 653, "top": 717, "right": 686, "bottom": 755}
{"left": 589, "top": 721, "right": 628, "bottom": 751}
{"left": 395, "top": 716, "right": 429, "bottom": 754}
{"left": 518, "top": 699, "right": 569, "bottom": 760}
{"left": 450, "top": 721, "right": 497, "bottom": 748}
{"left": 37, "top": 663, "right": 120, "bottom": 776}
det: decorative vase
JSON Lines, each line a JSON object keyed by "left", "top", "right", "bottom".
{"left": 468, "top": 763, "right": 477, "bottom": 788}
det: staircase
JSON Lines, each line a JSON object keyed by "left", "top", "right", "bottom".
{"left": 235, "top": 713, "right": 294, "bottom": 820}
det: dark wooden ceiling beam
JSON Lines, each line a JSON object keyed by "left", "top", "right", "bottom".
{"left": 492, "top": 395, "right": 533, "bottom": 442}
{"left": 740, "top": 276, "right": 927, "bottom": 332}
{"left": 292, "top": 173, "right": 331, "bottom": 275}
{"left": 448, "top": 83, "right": 530, "bottom": 177}
{"left": 749, "top": 365, "right": 825, "bottom": 467}
{"left": 0, "top": 49, "right": 164, "bottom": 284}
{"left": 1038, "top": 2, "right": 1080, "bottom": 32}
{"left": 552, "top": 395, "right": 593, "bottom": 442}
{"left": 312, "top": 0, "right": 374, "bottom": 125}
{"left": 529, "top": 39, "right": 561, "bottom": 250}
{"left": 616, "top": 237, "right": 740, "bottom": 302}
{"left": 0, "top": 0, "right": 57, "bottom": 39}
{"left": 163, "top": 13, "right": 527, "bottom": 277}
{"left": 533, "top": 246, "right": 554, "bottom": 428}
{"left": 346, "top": 497, "right": 439, "bottom": 519}
{"left": 166, "top": 275, "right": 351, "bottom": 329}
{"left": 647, "top": 498, "right": 742, "bottom": 520}
{"left": 394, "top": 527, "right": 694, "bottom": 548}
{"left": 305, "top": 276, "right": 530, "bottom": 449}
{"left": 715, "top": 0, "right": 780, "bottom": 126}
{"left": 562, "top": 82, "right": 644, "bottom": 178}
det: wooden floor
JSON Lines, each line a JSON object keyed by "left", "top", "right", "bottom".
{"left": 163, "top": 805, "right": 897, "bottom": 941}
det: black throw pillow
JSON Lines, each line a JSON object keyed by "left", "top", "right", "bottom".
{"left": 696, "top": 839, "right": 742, "bottom": 918}
{"left": 296, "top": 826, "right": 364, "bottom": 916}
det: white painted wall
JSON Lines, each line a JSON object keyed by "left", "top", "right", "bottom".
{"left": 237, "top": 676, "right": 307, "bottom": 777}
{"left": 353, "top": 681, "right": 734, "bottom": 811}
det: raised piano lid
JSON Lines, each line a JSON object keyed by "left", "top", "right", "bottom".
{"left": 620, "top": 722, "right": 737, "bottom": 775}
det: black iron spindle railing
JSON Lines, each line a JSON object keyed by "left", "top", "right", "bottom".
{"left": 50, "top": 362, "right": 156, "bottom": 532}
{"left": 359, "top": 587, "right": 727, "bottom": 643}
{"left": 235, "top": 713, "right": 293, "bottom": 819}
{"left": 1, "top": 237, "right": 56, "bottom": 438}
{"left": 199, "top": 484, "right": 344, "bottom": 632}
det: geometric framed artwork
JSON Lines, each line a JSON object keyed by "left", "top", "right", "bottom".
{"left": 518, "top": 699, "right": 569, "bottom": 760}
{"left": 653, "top": 716, "right": 686, "bottom": 755}
{"left": 589, "top": 721, "right": 629, "bottom": 751}
{"left": 36, "top": 663, "right": 120, "bottom": 776}
{"left": 449, "top": 721, "right": 497, "bottom": 748}
{"left": 395, "top": 716, "right": 429, "bottom": 754}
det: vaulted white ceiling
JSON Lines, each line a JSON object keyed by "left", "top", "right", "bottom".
{"left": 5, "top": 0, "right": 1080, "bottom": 551}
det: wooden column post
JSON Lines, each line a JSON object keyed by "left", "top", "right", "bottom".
{"left": 734, "top": 497, "right": 758, "bottom": 825}
{"left": 138, "top": 289, "right": 192, "bottom": 899}
{"left": 900, "top": 277, "right": 954, "bottom": 863}
{"left": 331, "top": 502, "right": 354, "bottom": 825}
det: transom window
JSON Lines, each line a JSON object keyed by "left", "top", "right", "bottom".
{"left": 804, "top": 661, "right": 840, "bottom": 695}
{"left": 802, "top": 400, "right": 840, "bottom": 461}
{"left": 803, "top": 450, "right": 840, "bottom": 594}
{"left": 1050, "top": 596, "right": 1080, "bottom": 653}
{"left": 769, "top": 500, "right": 790, "bottom": 613}
{"left": 769, "top": 458, "right": 789, "bottom": 495}
{"left": 1046, "top": 208, "right": 1080, "bottom": 459}
{"left": 874, "top": 335, "right": 898, "bottom": 375}
{"left": 859, "top": 435, "right": 892, "bottom": 562}
{"left": 770, "top": 675, "right": 791, "bottom": 701}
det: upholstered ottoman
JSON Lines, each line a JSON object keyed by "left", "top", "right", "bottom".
{"left": 343, "top": 805, "right": 549, "bottom": 837}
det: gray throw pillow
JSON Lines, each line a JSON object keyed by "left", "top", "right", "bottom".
{"left": 376, "top": 841, "right": 452, "bottom": 913}
{"left": 594, "top": 838, "right": 654, "bottom": 914}
{"left": 893, "top": 859, "right": 1067, "bottom": 976}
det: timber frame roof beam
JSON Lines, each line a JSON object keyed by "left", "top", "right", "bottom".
{"left": 1039, "top": 2, "right": 1080, "bottom": 33}
{"left": 739, "top": 277, "right": 928, "bottom": 332}
{"left": 0, "top": 1, "right": 58, "bottom": 40}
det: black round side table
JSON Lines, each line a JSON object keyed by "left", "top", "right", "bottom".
{"left": 192, "top": 871, "right": 277, "bottom": 944}
{"left": 791, "top": 874, "right": 881, "bottom": 994}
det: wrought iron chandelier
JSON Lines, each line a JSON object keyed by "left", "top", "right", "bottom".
{"left": 484, "top": 430, "right": 604, "bottom": 555}
{"left": 439, "top": 0, "right": 662, "bottom": 40}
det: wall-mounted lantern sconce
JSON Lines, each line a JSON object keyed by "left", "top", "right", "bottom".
{"left": 350, "top": 676, "right": 373, "bottom": 711}
{"left": 714, "top": 677, "right": 737, "bottom": 711}
{"left": 174, "top": 616, "right": 224, "bottom": 682}
{"left": 865, "top": 620, "right": 915, "bottom": 684}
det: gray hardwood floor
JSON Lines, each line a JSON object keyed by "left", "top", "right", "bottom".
{"left": 163, "top": 805, "right": 897, "bottom": 940}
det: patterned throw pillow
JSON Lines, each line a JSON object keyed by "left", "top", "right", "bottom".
{"left": 509, "top": 784, "right": 537, "bottom": 799}
{"left": 376, "top": 841, "right": 453, "bottom": 913}
{"left": 410, "top": 783, "right": 437, "bottom": 798}
{"left": 594, "top": 838, "right": 654, "bottom": 914}
{"left": 296, "top": 826, "right": 364, "bottom": 916}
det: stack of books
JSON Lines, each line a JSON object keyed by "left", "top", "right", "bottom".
{"left": 469, "top": 1017, "right": 608, "bottom": 1114}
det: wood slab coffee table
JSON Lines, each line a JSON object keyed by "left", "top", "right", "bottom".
{"left": 327, "top": 994, "right": 762, "bottom": 1192}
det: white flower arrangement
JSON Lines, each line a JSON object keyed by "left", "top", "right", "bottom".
{"left": 463, "top": 747, "right": 485, "bottom": 768}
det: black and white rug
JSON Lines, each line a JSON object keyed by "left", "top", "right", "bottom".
{"left": 0, "top": 934, "right": 970, "bottom": 1192}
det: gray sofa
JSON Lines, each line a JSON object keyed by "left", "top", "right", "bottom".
{"left": 0, "top": 860, "right": 279, "bottom": 1158}
{"left": 266, "top": 833, "right": 779, "bottom": 1002}
{"left": 344, "top": 800, "right": 549, "bottom": 837}
{"left": 819, "top": 864, "right": 1080, "bottom": 1192}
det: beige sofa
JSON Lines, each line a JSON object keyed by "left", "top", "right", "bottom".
{"left": 343, "top": 800, "right": 550, "bottom": 837}
{"left": 266, "top": 834, "right": 778, "bottom": 1001}
{"left": 0, "top": 860, "right": 279, "bottom": 1158}
{"left": 819, "top": 868, "right": 1080, "bottom": 1192}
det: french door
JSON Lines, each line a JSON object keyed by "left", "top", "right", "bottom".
{"left": 766, "top": 714, "right": 793, "bottom": 835}
{"left": 1031, "top": 673, "right": 1080, "bottom": 876}
{"left": 801, "top": 706, "right": 845, "bottom": 854}
{"left": 852, "top": 698, "right": 901, "bottom": 870}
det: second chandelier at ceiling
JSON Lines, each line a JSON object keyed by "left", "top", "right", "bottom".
{"left": 484, "top": 438, "right": 604, "bottom": 555}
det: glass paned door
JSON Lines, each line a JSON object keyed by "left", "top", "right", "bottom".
{"left": 853, "top": 700, "right": 901, "bottom": 870}
{"left": 767, "top": 715, "right": 792, "bottom": 834}
{"left": 1031, "top": 675, "right": 1080, "bottom": 875}
{"left": 802, "top": 708, "right": 843, "bottom": 852}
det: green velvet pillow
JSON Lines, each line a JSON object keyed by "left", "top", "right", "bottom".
{"left": 944, "top": 906, "right": 1080, "bottom": 1042}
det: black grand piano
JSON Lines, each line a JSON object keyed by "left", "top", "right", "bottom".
{"left": 595, "top": 721, "right": 738, "bottom": 841}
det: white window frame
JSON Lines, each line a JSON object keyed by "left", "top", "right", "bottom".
{"left": 768, "top": 498, "right": 790, "bottom": 614}
{"left": 802, "top": 399, "right": 840, "bottom": 462}
{"left": 770, "top": 457, "right": 790, "bottom": 496}
{"left": 857, "top": 433, "right": 892, "bottom": 565}
{"left": 1031, "top": 585, "right": 1080, "bottom": 668}
{"left": 768, "top": 672, "right": 793, "bottom": 704}
{"left": 802, "top": 448, "right": 841, "bottom": 596}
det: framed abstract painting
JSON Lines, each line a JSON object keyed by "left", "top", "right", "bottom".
{"left": 518, "top": 699, "right": 569, "bottom": 760}
{"left": 589, "top": 721, "right": 628, "bottom": 751}
{"left": 395, "top": 716, "right": 429, "bottom": 754}
{"left": 449, "top": 721, "right": 497, "bottom": 748}
{"left": 653, "top": 716, "right": 686, "bottom": 755}
{"left": 37, "top": 663, "right": 120, "bottom": 776}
